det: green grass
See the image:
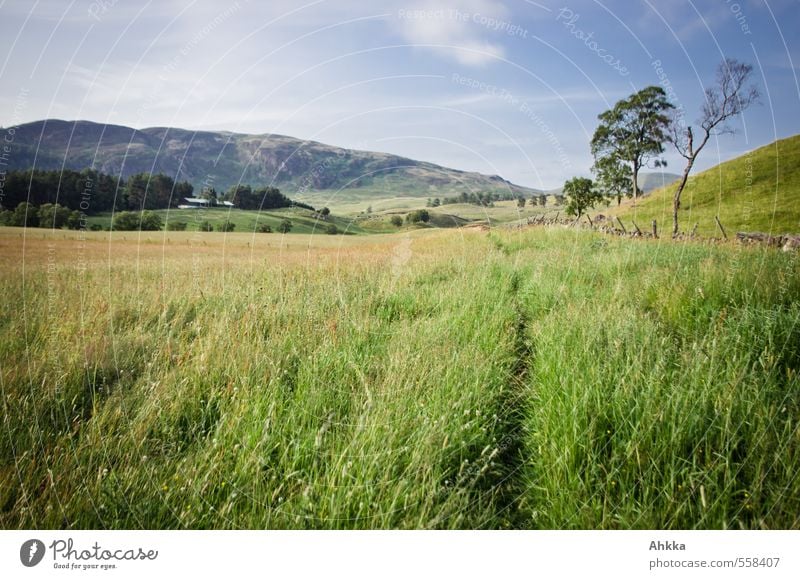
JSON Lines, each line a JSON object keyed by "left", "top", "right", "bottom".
{"left": 604, "top": 134, "right": 800, "bottom": 236}
{"left": 1, "top": 226, "right": 798, "bottom": 529}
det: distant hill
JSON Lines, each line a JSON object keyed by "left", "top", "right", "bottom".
{"left": 3, "top": 119, "right": 539, "bottom": 204}
{"left": 544, "top": 171, "right": 681, "bottom": 198}
{"left": 602, "top": 135, "right": 800, "bottom": 236}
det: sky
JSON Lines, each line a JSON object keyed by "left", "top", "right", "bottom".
{"left": 1, "top": 0, "right": 798, "bottom": 190}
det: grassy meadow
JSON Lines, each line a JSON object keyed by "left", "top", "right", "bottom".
{"left": 603, "top": 135, "right": 800, "bottom": 237}
{"left": 0, "top": 225, "right": 798, "bottom": 529}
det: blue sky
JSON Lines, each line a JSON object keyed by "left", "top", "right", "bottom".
{"left": 1, "top": 0, "right": 798, "bottom": 189}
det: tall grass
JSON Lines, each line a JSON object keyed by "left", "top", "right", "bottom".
{"left": 0, "top": 226, "right": 798, "bottom": 528}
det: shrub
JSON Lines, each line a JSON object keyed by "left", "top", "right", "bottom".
{"left": 166, "top": 221, "right": 188, "bottom": 231}
{"left": 198, "top": 220, "right": 214, "bottom": 232}
{"left": 324, "top": 223, "right": 339, "bottom": 235}
{"left": 217, "top": 221, "right": 235, "bottom": 232}
{"left": 113, "top": 211, "right": 163, "bottom": 231}
{"left": 256, "top": 223, "right": 272, "bottom": 233}
{"left": 390, "top": 215, "right": 403, "bottom": 227}
{"left": 89, "top": 223, "right": 104, "bottom": 231}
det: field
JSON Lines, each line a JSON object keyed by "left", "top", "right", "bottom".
{"left": 1, "top": 225, "right": 799, "bottom": 529}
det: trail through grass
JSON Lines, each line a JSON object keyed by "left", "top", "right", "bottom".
{"left": 1, "top": 226, "right": 798, "bottom": 528}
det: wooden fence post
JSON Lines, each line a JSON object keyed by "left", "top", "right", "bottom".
{"left": 714, "top": 216, "right": 728, "bottom": 240}
{"left": 652, "top": 219, "right": 658, "bottom": 238}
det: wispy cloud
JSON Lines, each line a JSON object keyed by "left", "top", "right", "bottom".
{"left": 394, "top": 0, "right": 508, "bottom": 66}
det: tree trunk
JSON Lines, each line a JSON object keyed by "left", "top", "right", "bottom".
{"left": 671, "top": 157, "right": 695, "bottom": 236}
{"left": 631, "top": 160, "right": 640, "bottom": 205}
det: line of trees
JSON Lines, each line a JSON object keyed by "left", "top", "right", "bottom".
{"left": 565, "top": 58, "right": 759, "bottom": 234}
{"left": 218, "top": 184, "right": 315, "bottom": 211}
{"left": 0, "top": 169, "right": 192, "bottom": 213}
{"left": 0, "top": 169, "right": 316, "bottom": 215}
{"left": 0, "top": 202, "right": 92, "bottom": 229}
{"left": 439, "top": 190, "right": 519, "bottom": 207}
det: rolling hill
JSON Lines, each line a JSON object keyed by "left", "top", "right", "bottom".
{"left": 4, "top": 119, "right": 539, "bottom": 206}
{"left": 600, "top": 135, "right": 800, "bottom": 236}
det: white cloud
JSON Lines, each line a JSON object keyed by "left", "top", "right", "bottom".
{"left": 395, "top": 0, "right": 509, "bottom": 66}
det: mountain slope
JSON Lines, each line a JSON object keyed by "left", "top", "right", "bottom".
{"left": 4, "top": 119, "right": 539, "bottom": 203}
{"left": 601, "top": 135, "right": 800, "bottom": 235}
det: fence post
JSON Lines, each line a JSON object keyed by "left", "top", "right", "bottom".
{"left": 714, "top": 216, "right": 728, "bottom": 240}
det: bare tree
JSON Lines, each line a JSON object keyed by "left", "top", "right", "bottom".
{"left": 668, "top": 58, "right": 759, "bottom": 236}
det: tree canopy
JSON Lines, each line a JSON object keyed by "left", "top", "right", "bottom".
{"left": 590, "top": 86, "right": 673, "bottom": 203}
{"left": 563, "top": 177, "right": 603, "bottom": 218}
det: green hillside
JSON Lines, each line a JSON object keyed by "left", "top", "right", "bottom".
{"left": 603, "top": 135, "right": 800, "bottom": 236}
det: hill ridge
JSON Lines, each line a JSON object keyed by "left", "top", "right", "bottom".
{"left": 4, "top": 119, "right": 539, "bottom": 202}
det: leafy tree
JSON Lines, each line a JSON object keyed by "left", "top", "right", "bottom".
{"left": 592, "top": 154, "right": 632, "bottom": 206}
{"left": 199, "top": 186, "right": 217, "bottom": 206}
{"left": 563, "top": 177, "right": 602, "bottom": 218}
{"left": 432, "top": 198, "right": 441, "bottom": 207}
{"left": 166, "top": 221, "right": 188, "bottom": 231}
{"left": 38, "top": 203, "right": 72, "bottom": 228}
{"left": 125, "top": 173, "right": 178, "bottom": 210}
{"left": 319, "top": 207, "right": 330, "bottom": 216}
{"left": 174, "top": 180, "right": 194, "bottom": 203}
{"left": 11, "top": 202, "right": 38, "bottom": 227}
{"left": 199, "top": 220, "right": 214, "bottom": 232}
{"left": 390, "top": 215, "right": 403, "bottom": 227}
{"left": 224, "top": 184, "right": 254, "bottom": 209}
{"left": 538, "top": 195, "right": 547, "bottom": 207}
{"left": 65, "top": 210, "right": 82, "bottom": 230}
{"left": 324, "top": 223, "right": 339, "bottom": 235}
{"left": 278, "top": 219, "right": 293, "bottom": 233}
{"left": 591, "top": 86, "right": 674, "bottom": 204}
{"left": 517, "top": 197, "right": 526, "bottom": 208}
{"left": 256, "top": 223, "right": 272, "bottom": 233}
{"left": 667, "top": 58, "right": 759, "bottom": 235}
{"left": 217, "top": 221, "right": 235, "bottom": 232}
{"left": 259, "top": 187, "right": 289, "bottom": 210}
{"left": 406, "top": 209, "right": 430, "bottom": 224}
